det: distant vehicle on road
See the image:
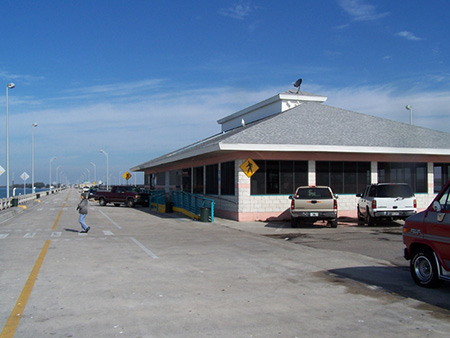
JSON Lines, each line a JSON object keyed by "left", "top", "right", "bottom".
{"left": 403, "top": 179, "right": 450, "bottom": 288}
{"left": 289, "top": 186, "right": 338, "bottom": 228}
{"left": 356, "top": 183, "right": 416, "bottom": 226}
{"left": 93, "top": 185, "right": 149, "bottom": 208}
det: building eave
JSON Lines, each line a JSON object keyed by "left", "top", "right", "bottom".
{"left": 218, "top": 143, "right": 450, "bottom": 156}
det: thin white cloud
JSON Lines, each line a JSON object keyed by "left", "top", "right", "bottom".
{"left": 337, "top": 0, "right": 389, "bottom": 21}
{"left": 218, "top": 2, "right": 252, "bottom": 20}
{"left": 396, "top": 31, "right": 423, "bottom": 41}
{"left": 0, "top": 70, "right": 45, "bottom": 84}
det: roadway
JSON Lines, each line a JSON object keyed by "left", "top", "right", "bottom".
{"left": 1, "top": 188, "right": 449, "bottom": 337}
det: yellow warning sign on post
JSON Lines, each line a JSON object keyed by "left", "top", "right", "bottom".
{"left": 123, "top": 171, "right": 132, "bottom": 181}
{"left": 240, "top": 158, "right": 259, "bottom": 178}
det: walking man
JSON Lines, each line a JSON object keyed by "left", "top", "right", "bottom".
{"left": 77, "top": 192, "right": 90, "bottom": 233}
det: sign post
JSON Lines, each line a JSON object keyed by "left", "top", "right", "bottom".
{"left": 20, "top": 172, "right": 30, "bottom": 194}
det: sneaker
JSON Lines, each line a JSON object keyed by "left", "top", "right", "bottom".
{"left": 80, "top": 230, "right": 87, "bottom": 233}
{"left": 85, "top": 226, "right": 90, "bottom": 233}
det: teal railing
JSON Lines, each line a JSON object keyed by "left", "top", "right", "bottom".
{"left": 149, "top": 190, "right": 166, "bottom": 212}
{"left": 171, "top": 191, "right": 215, "bottom": 222}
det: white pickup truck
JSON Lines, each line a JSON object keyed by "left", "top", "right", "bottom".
{"left": 289, "top": 186, "right": 338, "bottom": 228}
{"left": 356, "top": 183, "right": 417, "bottom": 226}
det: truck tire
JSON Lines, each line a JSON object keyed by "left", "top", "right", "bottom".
{"left": 127, "top": 199, "right": 135, "bottom": 208}
{"left": 329, "top": 219, "right": 338, "bottom": 228}
{"left": 366, "top": 209, "right": 376, "bottom": 226}
{"left": 99, "top": 198, "right": 106, "bottom": 206}
{"left": 410, "top": 248, "right": 442, "bottom": 288}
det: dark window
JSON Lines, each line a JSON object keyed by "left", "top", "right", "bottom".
{"left": 193, "top": 166, "right": 203, "bottom": 194}
{"left": 251, "top": 161, "right": 266, "bottom": 195}
{"left": 221, "top": 161, "right": 235, "bottom": 195}
{"left": 205, "top": 164, "right": 218, "bottom": 195}
{"left": 434, "top": 163, "right": 450, "bottom": 193}
{"left": 251, "top": 160, "right": 308, "bottom": 195}
{"left": 182, "top": 168, "right": 191, "bottom": 193}
{"left": 378, "top": 162, "right": 427, "bottom": 193}
{"left": 295, "top": 187, "right": 333, "bottom": 199}
{"left": 316, "top": 161, "right": 370, "bottom": 194}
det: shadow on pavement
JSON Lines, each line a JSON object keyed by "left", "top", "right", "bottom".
{"left": 325, "top": 265, "right": 450, "bottom": 312}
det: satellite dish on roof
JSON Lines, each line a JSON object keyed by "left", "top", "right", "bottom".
{"left": 293, "top": 78, "right": 302, "bottom": 94}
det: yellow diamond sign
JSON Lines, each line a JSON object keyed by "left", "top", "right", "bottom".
{"left": 240, "top": 158, "right": 259, "bottom": 178}
{"left": 123, "top": 171, "right": 132, "bottom": 181}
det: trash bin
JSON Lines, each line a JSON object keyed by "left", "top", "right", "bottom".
{"left": 199, "top": 207, "right": 211, "bottom": 222}
{"left": 165, "top": 202, "right": 173, "bottom": 213}
{"left": 11, "top": 198, "right": 19, "bottom": 207}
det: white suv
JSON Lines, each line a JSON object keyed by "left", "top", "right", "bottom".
{"left": 357, "top": 183, "right": 417, "bottom": 226}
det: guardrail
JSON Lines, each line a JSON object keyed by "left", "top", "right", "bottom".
{"left": 0, "top": 188, "right": 62, "bottom": 211}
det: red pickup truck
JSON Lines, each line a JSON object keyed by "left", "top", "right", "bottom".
{"left": 93, "top": 185, "right": 149, "bottom": 208}
{"left": 403, "top": 179, "right": 450, "bottom": 288}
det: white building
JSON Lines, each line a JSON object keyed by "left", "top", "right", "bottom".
{"left": 132, "top": 90, "right": 450, "bottom": 221}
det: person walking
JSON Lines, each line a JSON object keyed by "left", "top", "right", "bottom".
{"left": 77, "top": 192, "right": 90, "bottom": 233}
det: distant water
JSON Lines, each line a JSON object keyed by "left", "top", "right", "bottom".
{"left": 0, "top": 187, "right": 47, "bottom": 199}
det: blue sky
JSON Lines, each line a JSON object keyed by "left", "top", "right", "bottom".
{"left": 0, "top": 0, "right": 449, "bottom": 186}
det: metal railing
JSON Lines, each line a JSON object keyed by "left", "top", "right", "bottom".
{"left": 0, "top": 188, "right": 60, "bottom": 211}
{"left": 149, "top": 190, "right": 166, "bottom": 212}
{"left": 171, "top": 191, "right": 215, "bottom": 222}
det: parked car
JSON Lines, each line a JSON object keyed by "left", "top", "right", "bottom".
{"left": 356, "top": 183, "right": 416, "bottom": 226}
{"left": 289, "top": 186, "right": 338, "bottom": 228}
{"left": 93, "top": 185, "right": 149, "bottom": 207}
{"left": 403, "top": 179, "right": 450, "bottom": 288}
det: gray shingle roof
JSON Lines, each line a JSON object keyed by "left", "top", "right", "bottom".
{"left": 132, "top": 101, "right": 450, "bottom": 170}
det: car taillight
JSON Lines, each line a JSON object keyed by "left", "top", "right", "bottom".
{"left": 413, "top": 199, "right": 417, "bottom": 208}
{"left": 290, "top": 199, "right": 295, "bottom": 210}
{"left": 334, "top": 199, "right": 337, "bottom": 210}
{"left": 372, "top": 200, "right": 377, "bottom": 209}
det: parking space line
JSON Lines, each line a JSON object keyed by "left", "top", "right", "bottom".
{"left": 97, "top": 209, "right": 122, "bottom": 229}
{"left": 130, "top": 237, "right": 158, "bottom": 259}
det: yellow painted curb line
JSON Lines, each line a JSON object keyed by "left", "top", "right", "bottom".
{"left": 17, "top": 205, "right": 27, "bottom": 210}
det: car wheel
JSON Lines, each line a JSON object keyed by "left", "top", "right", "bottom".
{"left": 127, "top": 199, "right": 135, "bottom": 208}
{"left": 99, "top": 198, "right": 106, "bottom": 206}
{"left": 357, "top": 207, "right": 364, "bottom": 221}
{"left": 366, "top": 209, "right": 376, "bottom": 226}
{"left": 410, "top": 248, "right": 442, "bottom": 288}
{"left": 329, "top": 219, "right": 338, "bottom": 228}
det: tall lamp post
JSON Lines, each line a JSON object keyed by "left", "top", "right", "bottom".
{"left": 6, "top": 83, "right": 15, "bottom": 198}
{"left": 31, "top": 123, "right": 38, "bottom": 193}
{"left": 405, "top": 105, "right": 413, "bottom": 125}
{"left": 56, "top": 166, "right": 62, "bottom": 188}
{"left": 49, "top": 157, "right": 56, "bottom": 192}
{"left": 100, "top": 149, "right": 109, "bottom": 190}
{"left": 90, "top": 162, "right": 96, "bottom": 185}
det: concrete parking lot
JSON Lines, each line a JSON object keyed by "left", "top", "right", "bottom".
{"left": 1, "top": 189, "right": 450, "bottom": 337}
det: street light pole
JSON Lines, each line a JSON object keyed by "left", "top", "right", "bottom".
{"left": 100, "top": 149, "right": 109, "bottom": 190}
{"left": 6, "top": 83, "right": 15, "bottom": 198}
{"left": 31, "top": 123, "right": 38, "bottom": 193}
{"left": 49, "top": 157, "right": 56, "bottom": 192}
{"left": 405, "top": 105, "right": 413, "bottom": 125}
{"left": 90, "top": 162, "right": 96, "bottom": 184}
{"left": 56, "top": 166, "right": 62, "bottom": 188}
